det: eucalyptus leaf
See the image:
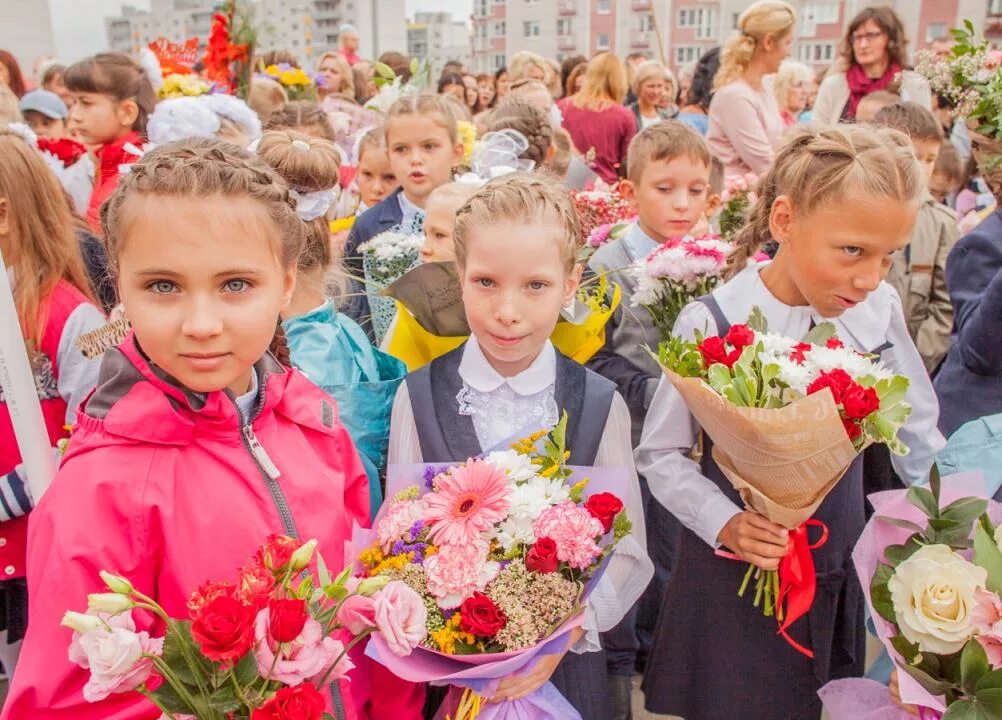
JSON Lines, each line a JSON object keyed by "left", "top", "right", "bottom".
{"left": 884, "top": 538, "right": 925, "bottom": 566}
{"left": 931, "top": 464, "right": 942, "bottom": 503}
{"left": 976, "top": 669, "right": 1002, "bottom": 693}
{"left": 975, "top": 688, "right": 1002, "bottom": 715}
{"left": 942, "top": 700, "right": 978, "bottom": 720}
{"left": 901, "top": 662, "right": 959, "bottom": 696}
{"left": 870, "top": 563, "right": 897, "bottom": 623}
{"left": 876, "top": 516, "right": 926, "bottom": 534}
{"left": 942, "top": 498, "right": 989, "bottom": 526}
{"left": 891, "top": 634, "right": 921, "bottom": 664}
{"left": 802, "top": 321, "right": 837, "bottom": 346}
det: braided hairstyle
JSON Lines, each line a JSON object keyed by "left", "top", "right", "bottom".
{"left": 486, "top": 97, "right": 553, "bottom": 166}
{"left": 101, "top": 137, "right": 305, "bottom": 365}
{"left": 724, "top": 124, "right": 924, "bottom": 281}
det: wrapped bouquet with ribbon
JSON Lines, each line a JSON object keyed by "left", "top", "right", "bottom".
{"left": 657, "top": 308, "right": 912, "bottom": 656}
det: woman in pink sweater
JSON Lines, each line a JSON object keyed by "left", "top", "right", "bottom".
{"left": 558, "top": 53, "right": 636, "bottom": 184}
{"left": 706, "top": 0, "right": 795, "bottom": 178}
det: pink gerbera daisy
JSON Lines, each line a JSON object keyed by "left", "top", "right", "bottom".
{"left": 423, "top": 461, "right": 510, "bottom": 547}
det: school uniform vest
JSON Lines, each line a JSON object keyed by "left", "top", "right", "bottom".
{"left": 642, "top": 295, "right": 877, "bottom": 720}
{"left": 405, "top": 342, "right": 617, "bottom": 720}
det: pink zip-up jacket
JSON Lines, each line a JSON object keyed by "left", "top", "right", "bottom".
{"left": 2, "top": 336, "right": 372, "bottom": 720}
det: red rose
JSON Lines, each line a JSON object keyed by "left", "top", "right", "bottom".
{"left": 251, "top": 683, "right": 325, "bottom": 720}
{"left": 698, "top": 336, "right": 741, "bottom": 369}
{"left": 724, "top": 324, "right": 755, "bottom": 350}
{"left": 585, "top": 492, "right": 624, "bottom": 534}
{"left": 459, "top": 592, "right": 507, "bottom": 638}
{"left": 826, "top": 337, "right": 844, "bottom": 350}
{"left": 806, "top": 369, "right": 854, "bottom": 404}
{"left": 238, "top": 562, "right": 276, "bottom": 609}
{"left": 842, "top": 384, "right": 879, "bottom": 421}
{"left": 790, "top": 342, "right": 812, "bottom": 364}
{"left": 842, "top": 418, "right": 863, "bottom": 441}
{"left": 190, "top": 594, "right": 256, "bottom": 663}
{"left": 254, "top": 534, "right": 301, "bottom": 573}
{"left": 525, "top": 537, "right": 559, "bottom": 573}
{"left": 187, "top": 581, "right": 238, "bottom": 617}
{"left": 268, "top": 598, "right": 308, "bottom": 643}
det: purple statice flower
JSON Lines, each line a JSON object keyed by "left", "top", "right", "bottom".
{"left": 409, "top": 520, "right": 425, "bottom": 541}
{"left": 277, "top": 62, "right": 294, "bottom": 72}
{"left": 423, "top": 465, "right": 447, "bottom": 490}
{"left": 313, "top": 72, "right": 327, "bottom": 89}
{"left": 392, "top": 540, "right": 407, "bottom": 556}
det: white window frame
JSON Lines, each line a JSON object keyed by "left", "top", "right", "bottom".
{"left": 597, "top": 0, "right": 611, "bottom": 15}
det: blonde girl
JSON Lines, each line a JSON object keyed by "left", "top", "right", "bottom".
{"left": 0, "top": 128, "right": 105, "bottom": 676}
{"left": 3, "top": 138, "right": 370, "bottom": 718}
{"left": 316, "top": 51, "right": 356, "bottom": 102}
{"left": 706, "top": 0, "right": 795, "bottom": 177}
{"left": 637, "top": 124, "right": 945, "bottom": 720}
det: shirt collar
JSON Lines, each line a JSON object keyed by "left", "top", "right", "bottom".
{"left": 623, "top": 222, "right": 660, "bottom": 262}
{"left": 459, "top": 336, "right": 556, "bottom": 395}
{"left": 397, "top": 191, "right": 423, "bottom": 230}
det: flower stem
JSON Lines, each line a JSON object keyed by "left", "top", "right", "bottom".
{"left": 737, "top": 563, "right": 755, "bottom": 597}
{"left": 753, "top": 571, "right": 764, "bottom": 608}
{"left": 315, "top": 628, "right": 373, "bottom": 689}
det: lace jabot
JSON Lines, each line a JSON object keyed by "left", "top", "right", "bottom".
{"left": 457, "top": 382, "right": 559, "bottom": 452}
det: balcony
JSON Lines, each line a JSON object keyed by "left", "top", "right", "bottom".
{"left": 558, "top": 36, "right": 577, "bottom": 51}
{"left": 632, "top": 0, "right": 651, "bottom": 9}
{"left": 630, "top": 30, "right": 650, "bottom": 48}
{"left": 558, "top": 0, "right": 576, "bottom": 16}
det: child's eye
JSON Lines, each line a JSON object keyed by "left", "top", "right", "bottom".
{"left": 148, "top": 280, "right": 177, "bottom": 294}
{"left": 657, "top": 186, "right": 673, "bottom": 193}
{"left": 843, "top": 246, "right": 863, "bottom": 257}
{"left": 224, "top": 279, "right": 251, "bottom": 293}
{"left": 528, "top": 280, "right": 548, "bottom": 290}
{"left": 476, "top": 277, "right": 494, "bottom": 288}
{"left": 424, "top": 143, "right": 439, "bottom": 151}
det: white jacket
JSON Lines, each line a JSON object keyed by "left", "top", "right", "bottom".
{"left": 813, "top": 68, "right": 931, "bottom": 125}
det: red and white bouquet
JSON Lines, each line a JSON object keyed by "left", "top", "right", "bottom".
{"left": 571, "top": 189, "right": 635, "bottom": 246}
{"left": 352, "top": 415, "right": 634, "bottom": 719}
{"left": 630, "top": 234, "right": 733, "bottom": 341}
{"left": 659, "top": 310, "right": 911, "bottom": 647}
{"left": 62, "top": 534, "right": 425, "bottom": 720}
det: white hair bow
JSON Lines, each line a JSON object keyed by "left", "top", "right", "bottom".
{"left": 455, "top": 129, "right": 536, "bottom": 188}
{"left": 289, "top": 188, "right": 339, "bottom": 221}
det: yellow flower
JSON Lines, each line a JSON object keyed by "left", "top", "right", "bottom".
{"left": 430, "top": 613, "right": 475, "bottom": 654}
{"left": 265, "top": 64, "right": 281, "bottom": 77}
{"left": 457, "top": 121, "right": 476, "bottom": 165}
{"left": 571, "top": 478, "right": 589, "bottom": 496}
{"left": 540, "top": 463, "right": 560, "bottom": 478}
{"left": 425, "top": 545, "right": 438, "bottom": 557}
{"left": 358, "top": 545, "right": 384, "bottom": 570}
{"left": 370, "top": 552, "right": 415, "bottom": 576}
{"left": 329, "top": 216, "right": 356, "bottom": 234}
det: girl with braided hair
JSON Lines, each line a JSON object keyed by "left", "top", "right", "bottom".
{"left": 636, "top": 124, "right": 945, "bottom": 720}
{"left": 3, "top": 138, "right": 371, "bottom": 720}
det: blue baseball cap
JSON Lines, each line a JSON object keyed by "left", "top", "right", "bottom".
{"left": 20, "top": 89, "right": 68, "bottom": 120}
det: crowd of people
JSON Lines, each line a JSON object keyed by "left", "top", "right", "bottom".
{"left": 0, "top": 0, "right": 999, "bottom": 718}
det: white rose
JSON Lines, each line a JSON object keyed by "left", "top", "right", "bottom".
{"left": 888, "top": 544, "right": 987, "bottom": 654}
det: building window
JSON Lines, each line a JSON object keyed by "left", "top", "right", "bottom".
{"left": 597, "top": 32, "right": 610, "bottom": 49}
{"left": 675, "top": 46, "right": 702, "bottom": 64}
{"left": 597, "top": 0, "right": 610, "bottom": 14}
{"left": 678, "top": 7, "right": 714, "bottom": 38}
{"left": 494, "top": 53, "right": 505, "bottom": 70}
{"left": 524, "top": 20, "right": 540, "bottom": 37}
{"left": 926, "top": 22, "right": 946, "bottom": 40}
{"left": 732, "top": 12, "right": 739, "bottom": 29}
{"left": 992, "top": 0, "right": 1002, "bottom": 14}
{"left": 475, "top": 0, "right": 489, "bottom": 15}
{"left": 639, "top": 14, "right": 654, "bottom": 32}
{"left": 558, "top": 18, "right": 572, "bottom": 35}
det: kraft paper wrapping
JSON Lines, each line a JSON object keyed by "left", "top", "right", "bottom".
{"left": 663, "top": 368, "right": 859, "bottom": 528}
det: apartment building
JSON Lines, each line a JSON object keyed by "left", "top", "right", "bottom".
{"left": 408, "top": 11, "right": 472, "bottom": 77}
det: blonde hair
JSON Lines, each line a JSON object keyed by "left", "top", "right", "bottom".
{"left": 508, "top": 51, "right": 549, "bottom": 84}
{"left": 632, "top": 60, "right": 671, "bottom": 97}
{"left": 316, "top": 52, "right": 355, "bottom": 99}
{"left": 256, "top": 130, "right": 342, "bottom": 272}
{"left": 724, "top": 124, "right": 924, "bottom": 280}
{"left": 265, "top": 100, "right": 336, "bottom": 141}
{"left": 626, "top": 121, "right": 712, "bottom": 184}
{"left": 772, "top": 60, "right": 813, "bottom": 113}
{"left": 574, "top": 53, "right": 628, "bottom": 110}
{"left": 0, "top": 129, "right": 95, "bottom": 346}
{"left": 249, "top": 78, "right": 289, "bottom": 122}
{"left": 0, "top": 83, "right": 20, "bottom": 123}
{"left": 440, "top": 93, "right": 473, "bottom": 124}
{"left": 357, "top": 126, "right": 386, "bottom": 162}
{"left": 427, "top": 181, "right": 478, "bottom": 213}
{"left": 385, "top": 94, "right": 459, "bottom": 145}
{"left": 715, "top": 1, "right": 796, "bottom": 90}
{"left": 454, "top": 172, "right": 580, "bottom": 271}
{"left": 487, "top": 97, "right": 553, "bottom": 166}
{"left": 547, "top": 127, "right": 574, "bottom": 178}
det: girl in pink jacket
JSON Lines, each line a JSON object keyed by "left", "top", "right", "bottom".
{"left": 1, "top": 138, "right": 374, "bottom": 720}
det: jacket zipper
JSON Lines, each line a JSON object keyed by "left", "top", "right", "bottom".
{"left": 235, "top": 388, "right": 346, "bottom": 720}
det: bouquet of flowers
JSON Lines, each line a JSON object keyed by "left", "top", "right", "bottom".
{"left": 629, "top": 234, "right": 733, "bottom": 342}
{"left": 351, "top": 415, "right": 635, "bottom": 719}
{"left": 260, "top": 63, "right": 317, "bottom": 101}
{"left": 821, "top": 472, "right": 1002, "bottom": 720}
{"left": 584, "top": 220, "right": 631, "bottom": 251}
{"left": 359, "top": 228, "right": 423, "bottom": 343}
{"left": 158, "top": 73, "right": 211, "bottom": 99}
{"left": 364, "top": 58, "right": 434, "bottom": 115}
{"left": 718, "top": 173, "right": 758, "bottom": 240}
{"left": 62, "top": 534, "right": 425, "bottom": 719}
{"left": 201, "top": 0, "right": 256, "bottom": 98}
{"left": 658, "top": 310, "right": 911, "bottom": 644}
{"left": 571, "top": 189, "right": 635, "bottom": 246}
{"left": 915, "top": 22, "right": 1002, "bottom": 199}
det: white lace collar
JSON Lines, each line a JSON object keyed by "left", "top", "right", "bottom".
{"left": 458, "top": 337, "right": 557, "bottom": 396}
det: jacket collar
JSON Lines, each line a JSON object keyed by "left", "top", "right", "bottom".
{"left": 377, "top": 188, "right": 406, "bottom": 227}
{"left": 97, "top": 130, "right": 143, "bottom": 177}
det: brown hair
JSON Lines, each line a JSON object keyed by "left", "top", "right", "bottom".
{"left": 64, "top": 53, "right": 156, "bottom": 133}
{"left": 560, "top": 56, "right": 587, "bottom": 98}
{"left": 0, "top": 50, "right": 26, "bottom": 98}
{"left": 933, "top": 142, "right": 964, "bottom": 184}
{"left": 547, "top": 127, "right": 573, "bottom": 178}
{"left": 378, "top": 52, "right": 412, "bottom": 81}
{"left": 715, "top": 1, "right": 796, "bottom": 90}
{"left": 487, "top": 97, "right": 553, "bottom": 166}
{"left": 248, "top": 79, "right": 289, "bottom": 123}
{"left": 724, "top": 124, "right": 923, "bottom": 280}
{"left": 838, "top": 6, "right": 909, "bottom": 73}
{"left": 626, "top": 121, "right": 712, "bottom": 184}
{"left": 256, "top": 130, "right": 341, "bottom": 272}
{"left": 264, "top": 100, "right": 336, "bottom": 141}
{"left": 574, "top": 53, "right": 628, "bottom": 110}
{"left": 0, "top": 129, "right": 95, "bottom": 346}
{"left": 872, "top": 101, "right": 943, "bottom": 142}
{"left": 41, "top": 63, "right": 66, "bottom": 88}
{"left": 259, "top": 50, "right": 300, "bottom": 68}
{"left": 454, "top": 172, "right": 580, "bottom": 271}
{"left": 385, "top": 94, "right": 459, "bottom": 145}
{"left": 565, "top": 64, "right": 587, "bottom": 98}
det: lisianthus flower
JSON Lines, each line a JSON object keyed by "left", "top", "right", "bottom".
{"left": 254, "top": 611, "right": 349, "bottom": 687}
{"left": 423, "top": 460, "right": 510, "bottom": 547}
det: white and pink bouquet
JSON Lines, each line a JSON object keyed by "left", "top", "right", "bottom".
{"left": 630, "top": 233, "right": 733, "bottom": 341}
{"left": 719, "top": 173, "right": 759, "bottom": 240}
{"left": 821, "top": 472, "right": 1002, "bottom": 720}
{"left": 351, "top": 414, "right": 635, "bottom": 719}
{"left": 62, "top": 534, "right": 425, "bottom": 719}
{"left": 571, "top": 189, "right": 635, "bottom": 246}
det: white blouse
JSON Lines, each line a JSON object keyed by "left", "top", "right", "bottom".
{"left": 388, "top": 339, "right": 653, "bottom": 653}
{"left": 635, "top": 263, "right": 947, "bottom": 549}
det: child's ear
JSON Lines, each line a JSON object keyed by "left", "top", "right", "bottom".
{"left": 452, "top": 142, "right": 465, "bottom": 167}
{"left": 563, "top": 262, "right": 583, "bottom": 306}
{"left": 619, "top": 179, "right": 638, "bottom": 207}
{"left": 116, "top": 99, "right": 139, "bottom": 128}
{"left": 281, "top": 265, "right": 298, "bottom": 311}
{"left": 704, "top": 193, "right": 722, "bottom": 218}
{"left": 769, "top": 195, "right": 794, "bottom": 245}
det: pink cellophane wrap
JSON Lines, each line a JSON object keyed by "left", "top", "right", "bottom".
{"left": 819, "top": 472, "right": 997, "bottom": 715}
{"left": 346, "top": 463, "right": 631, "bottom": 720}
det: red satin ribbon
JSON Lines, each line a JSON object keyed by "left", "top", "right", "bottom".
{"left": 715, "top": 519, "right": 829, "bottom": 659}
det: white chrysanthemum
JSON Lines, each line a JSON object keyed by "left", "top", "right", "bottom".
{"left": 757, "top": 332, "right": 797, "bottom": 358}
{"left": 492, "top": 515, "right": 537, "bottom": 551}
{"left": 770, "top": 356, "right": 813, "bottom": 396}
{"left": 483, "top": 450, "right": 538, "bottom": 485}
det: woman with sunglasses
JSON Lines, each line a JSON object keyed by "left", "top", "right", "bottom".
{"left": 813, "top": 5, "right": 931, "bottom": 124}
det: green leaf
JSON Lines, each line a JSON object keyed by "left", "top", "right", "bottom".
{"left": 207, "top": 684, "right": 242, "bottom": 714}
{"left": 890, "top": 634, "right": 921, "bottom": 664}
{"left": 884, "top": 537, "right": 925, "bottom": 566}
{"left": 975, "top": 688, "right": 1002, "bottom": 716}
{"left": 151, "top": 680, "right": 199, "bottom": 714}
{"left": 974, "top": 523, "right": 1002, "bottom": 594}
{"left": 162, "top": 620, "right": 211, "bottom": 688}
{"left": 943, "top": 699, "right": 979, "bottom": 720}
{"left": 870, "top": 563, "right": 897, "bottom": 623}
{"left": 976, "top": 669, "right": 1002, "bottom": 693}
{"left": 613, "top": 510, "right": 632, "bottom": 540}
{"left": 746, "top": 306, "right": 768, "bottom": 334}
{"left": 232, "top": 651, "right": 259, "bottom": 686}
{"left": 876, "top": 516, "right": 926, "bottom": 534}
{"left": 962, "top": 639, "right": 991, "bottom": 694}
{"left": 908, "top": 485, "right": 940, "bottom": 519}
{"left": 877, "top": 375, "right": 910, "bottom": 408}
{"left": 802, "top": 321, "right": 837, "bottom": 346}
{"left": 706, "top": 363, "right": 733, "bottom": 393}
{"left": 942, "top": 498, "right": 988, "bottom": 526}
{"left": 316, "top": 552, "right": 332, "bottom": 587}
{"left": 901, "top": 662, "right": 958, "bottom": 696}
{"left": 931, "top": 464, "right": 942, "bottom": 504}
{"left": 373, "top": 61, "right": 396, "bottom": 80}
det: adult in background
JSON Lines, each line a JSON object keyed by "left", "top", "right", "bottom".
{"left": 508, "top": 51, "right": 548, "bottom": 85}
{"left": 813, "top": 5, "right": 931, "bottom": 124}
{"left": 557, "top": 52, "right": 635, "bottom": 183}
{"left": 707, "top": 0, "right": 794, "bottom": 177}
{"left": 316, "top": 52, "right": 356, "bottom": 103}
{"left": 561, "top": 55, "right": 587, "bottom": 99}
{"left": 676, "top": 47, "right": 720, "bottom": 135}
{"left": 476, "top": 73, "right": 496, "bottom": 110}
{"left": 773, "top": 60, "right": 813, "bottom": 126}
{"left": 494, "top": 66, "right": 510, "bottom": 102}
{"left": 629, "top": 60, "right": 677, "bottom": 130}
{"left": 0, "top": 50, "right": 26, "bottom": 98}
{"left": 565, "top": 63, "right": 587, "bottom": 99}
{"left": 462, "top": 73, "right": 480, "bottom": 113}
{"left": 437, "top": 73, "right": 466, "bottom": 104}
{"left": 623, "top": 52, "right": 649, "bottom": 106}
{"left": 338, "top": 24, "right": 361, "bottom": 66}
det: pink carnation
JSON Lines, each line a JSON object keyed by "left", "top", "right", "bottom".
{"left": 376, "top": 498, "right": 423, "bottom": 551}
{"left": 424, "top": 540, "right": 500, "bottom": 609}
{"left": 532, "top": 501, "right": 604, "bottom": 570}
{"left": 587, "top": 222, "right": 614, "bottom": 247}
{"left": 68, "top": 613, "right": 164, "bottom": 702}
{"left": 423, "top": 460, "right": 510, "bottom": 547}
{"left": 972, "top": 588, "right": 1002, "bottom": 667}
{"left": 254, "top": 610, "right": 351, "bottom": 687}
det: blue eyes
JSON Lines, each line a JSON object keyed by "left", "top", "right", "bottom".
{"left": 150, "top": 281, "right": 176, "bottom": 294}
{"left": 146, "top": 279, "right": 251, "bottom": 294}
{"left": 225, "top": 279, "right": 250, "bottom": 293}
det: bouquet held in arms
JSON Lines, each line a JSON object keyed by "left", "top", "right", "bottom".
{"left": 630, "top": 234, "right": 733, "bottom": 342}
{"left": 358, "top": 227, "right": 422, "bottom": 343}
{"left": 63, "top": 534, "right": 425, "bottom": 719}
{"left": 351, "top": 415, "right": 634, "bottom": 720}
{"left": 821, "top": 471, "right": 1002, "bottom": 720}
{"left": 658, "top": 309, "right": 911, "bottom": 655}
